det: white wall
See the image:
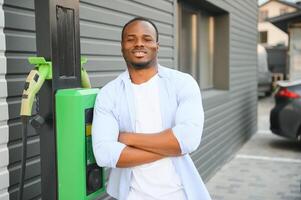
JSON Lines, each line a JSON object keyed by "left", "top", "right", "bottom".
{"left": 258, "top": 21, "right": 288, "bottom": 46}
{"left": 289, "top": 27, "right": 301, "bottom": 81}
{"left": 0, "top": 0, "right": 9, "bottom": 199}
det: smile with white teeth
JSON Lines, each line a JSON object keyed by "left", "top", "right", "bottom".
{"left": 133, "top": 51, "right": 146, "bottom": 57}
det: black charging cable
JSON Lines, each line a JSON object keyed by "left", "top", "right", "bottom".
{"left": 18, "top": 116, "right": 29, "bottom": 200}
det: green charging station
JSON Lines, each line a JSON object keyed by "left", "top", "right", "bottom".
{"left": 19, "top": 58, "right": 106, "bottom": 199}
{"left": 17, "top": 1, "right": 107, "bottom": 199}
{"left": 55, "top": 88, "right": 104, "bottom": 199}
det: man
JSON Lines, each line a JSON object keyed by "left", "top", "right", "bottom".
{"left": 92, "top": 17, "right": 211, "bottom": 200}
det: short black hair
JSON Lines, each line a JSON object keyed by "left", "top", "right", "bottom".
{"left": 121, "top": 17, "right": 159, "bottom": 42}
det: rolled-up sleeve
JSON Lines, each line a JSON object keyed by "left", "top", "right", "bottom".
{"left": 172, "top": 75, "right": 204, "bottom": 155}
{"left": 92, "top": 88, "right": 126, "bottom": 168}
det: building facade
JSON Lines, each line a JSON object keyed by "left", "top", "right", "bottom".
{"left": 258, "top": 0, "right": 301, "bottom": 46}
{"left": 270, "top": 10, "right": 301, "bottom": 81}
{"left": 0, "top": 0, "right": 258, "bottom": 199}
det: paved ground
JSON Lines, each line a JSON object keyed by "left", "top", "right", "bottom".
{"left": 206, "top": 96, "right": 301, "bottom": 200}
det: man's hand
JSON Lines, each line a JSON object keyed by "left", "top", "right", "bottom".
{"left": 118, "top": 132, "right": 132, "bottom": 146}
{"left": 118, "top": 129, "right": 182, "bottom": 156}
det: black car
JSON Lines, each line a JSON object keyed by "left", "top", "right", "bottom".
{"left": 270, "top": 80, "right": 301, "bottom": 141}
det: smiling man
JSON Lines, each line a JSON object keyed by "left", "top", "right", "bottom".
{"left": 92, "top": 17, "right": 212, "bottom": 200}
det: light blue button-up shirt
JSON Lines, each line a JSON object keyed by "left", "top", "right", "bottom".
{"left": 92, "top": 65, "right": 212, "bottom": 200}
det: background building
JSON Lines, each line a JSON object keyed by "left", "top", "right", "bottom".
{"left": 0, "top": 0, "right": 258, "bottom": 199}
{"left": 258, "top": 0, "right": 301, "bottom": 46}
{"left": 270, "top": 10, "right": 301, "bottom": 81}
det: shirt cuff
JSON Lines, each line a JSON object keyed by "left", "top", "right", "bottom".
{"left": 111, "top": 142, "right": 127, "bottom": 168}
{"left": 172, "top": 125, "right": 187, "bottom": 155}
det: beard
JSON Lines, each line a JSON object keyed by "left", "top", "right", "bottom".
{"left": 127, "top": 59, "right": 155, "bottom": 70}
{"left": 126, "top": 59, "right": 156, "bottom": 70}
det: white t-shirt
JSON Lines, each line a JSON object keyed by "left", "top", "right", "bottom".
{"left": 127, "top": 74, "right": 187, "bottom": 200}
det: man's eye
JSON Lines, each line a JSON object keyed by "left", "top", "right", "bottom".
{"left": 127, "top": 38, "right": 135, "bottom": 41}
{"left": 144, "top": 38, "right": 153, "bottom": 41}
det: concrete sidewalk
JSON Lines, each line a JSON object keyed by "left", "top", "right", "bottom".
{"left": 206, "top": 97, "right": 301, "bottom": 200}
{"left": 206, "top": 132, "right": 301, "bottom": 200}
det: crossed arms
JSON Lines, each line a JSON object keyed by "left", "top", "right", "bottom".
{"left": 92, "top": 75, "right": 204, "bottom": 169}
{"left": 116, "top": 129, "right": 181, "bottom": 168}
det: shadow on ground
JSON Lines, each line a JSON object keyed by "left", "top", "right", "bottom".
{"left": 268, "top": 138, "right": 301, "bottom": 152}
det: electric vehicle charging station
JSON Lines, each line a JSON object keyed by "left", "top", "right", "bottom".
{"left": 18, "top": 0, "right": 105, "bottom": 199}
{"left": 55, "top": 88, "right": 105, "bottom": 199}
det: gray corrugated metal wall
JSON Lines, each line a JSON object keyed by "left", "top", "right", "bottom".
{"left": 2, "top": 0, "right": 257, "bottom": 199}
{"left": 0, "top": 0, "right": 10, "bottom": 199}
{"left": 4, "top": 1, "right": 40, "bottom": 199}
{"left": 199, "top": 0, "right": 258, "bottom": 180}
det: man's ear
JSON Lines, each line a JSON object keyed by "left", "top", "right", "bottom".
{"left": 156, "top": 42, "right": 160, "bottom": 51}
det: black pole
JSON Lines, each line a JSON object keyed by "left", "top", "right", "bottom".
{"left": 34, "top": 0, "right": 81, "bottom": 199}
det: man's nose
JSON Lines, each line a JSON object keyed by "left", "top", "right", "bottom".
{"left": 134, "top": 38, "right": 144, "bottom": 47}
